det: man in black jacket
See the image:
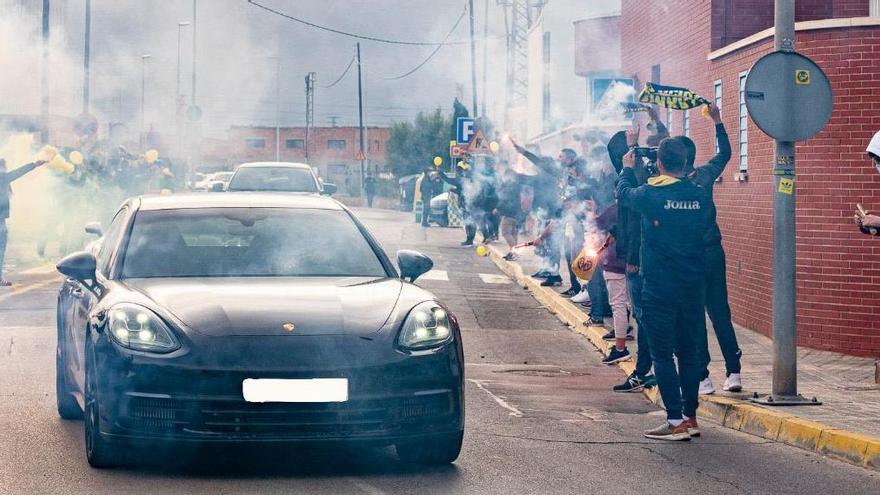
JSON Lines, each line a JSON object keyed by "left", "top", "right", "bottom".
{"left": 618, "top": 138, "right": 709, "bottom": 441}
{"left": 1, "top": 158, "right": 46, "bottom": 286}
{"left": 674, "top": 103, "right": 743, "bottom": 395}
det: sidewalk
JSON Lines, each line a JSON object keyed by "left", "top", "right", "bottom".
{"left": 488, "top": 241, "right": 880, "bottom": 469}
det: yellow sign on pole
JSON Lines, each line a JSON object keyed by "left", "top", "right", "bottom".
{"left": 355, "top": 149, "right": 366, "bottom": 161}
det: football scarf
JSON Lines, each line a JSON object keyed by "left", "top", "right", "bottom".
{"left": 638, "top": 82, "right": 709, "bottom": 110}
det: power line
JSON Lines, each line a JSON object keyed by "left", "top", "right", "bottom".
{"left": 322, "top": 55, "right": 355, "bottom": 88}
{"left": 247, "top": 0, "right": 470, "bottom": 46}
{"left": 381, "top": 4, "right": 468, "bottom": 80}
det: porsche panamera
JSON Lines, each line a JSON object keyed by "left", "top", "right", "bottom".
{"left": 54, "top": 193, "right": 464, "bottom": 468}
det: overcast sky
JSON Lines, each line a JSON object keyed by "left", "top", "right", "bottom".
{"left": 0, "top": 0, "right": 618, "bottom": 137}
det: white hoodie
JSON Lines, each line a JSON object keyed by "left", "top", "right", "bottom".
{"left": 868, "top": 130, "right": 880, "bottom": 157}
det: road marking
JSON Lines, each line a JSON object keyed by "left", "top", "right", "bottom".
{"left": 467, "top": 379, "right": 524, "bottom": 417}
{"left": 345, "top": 478, "right": 387, "bottom": 495}
{"left": 0, "top": 278, "right": 58, "bottom": 303}
{"left": 479, "top": 273, "right": 512, "bottom": 284}
{"left": 20, "top": 263, "right": 57, "bottom": 275}
{"left": 419, "top": 269, "right": 449, "bottom": 281}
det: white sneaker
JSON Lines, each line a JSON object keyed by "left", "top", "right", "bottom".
{"left": 699, "top": 377, "right": 716, "bottom": 395}
{"left": 723, "top": 373, "right": 742, "bottom": 392}
{"left": 570, "top": 288, "right": 590, "bottom": 304}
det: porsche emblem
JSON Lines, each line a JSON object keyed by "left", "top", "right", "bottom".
{"left": 282, "top": 323, "right": 296, "bottom": 333}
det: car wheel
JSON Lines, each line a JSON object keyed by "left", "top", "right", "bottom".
{"left": 395, "top": 431, "right": 463, "bottom": 464}
{"left": 56, "top": 309, "right": 83, "bottom": 420}
{"left": 84, "top": 345, "right": 119, "bottom": 468}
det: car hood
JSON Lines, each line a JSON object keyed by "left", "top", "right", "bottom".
{"left": 123, "top": 277, "right": 403, "bottom": 337}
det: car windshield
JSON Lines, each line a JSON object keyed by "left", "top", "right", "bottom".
{"left": 227, "top": 167, "right": 318, "bottom": 192}
{"left": 121, "top": 208, "right": 387, "bottom": 278}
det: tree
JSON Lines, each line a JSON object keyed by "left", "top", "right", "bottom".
{"left": 386, "top": 108, "right": 451, "bottom": 178}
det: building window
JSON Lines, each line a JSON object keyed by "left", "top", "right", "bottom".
{"left": 245, "top": 138, "right": 266, "bottom": 149}
{"left": 327, "top": 139, "right": 347, "bottom": 150}
{"left": 872, "top": 0, "right": 880, "bottom": 17}
{"left": 683, "top": 110, "right": 690, "bottom": 137}
{"left": 286, "top": 139, "right": 304, "bottom": 149}
{"left": 714, "top": 79, "right": 723, "bottom": 153}
{"left": 651, "top": 64, "right": 661, "bottom": 84}
{"left": 739, "top": 72, "right": 749, "bottom": 171}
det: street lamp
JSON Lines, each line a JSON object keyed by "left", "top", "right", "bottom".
{"left": 140, "top": 54, "right": 152, "bottom": 146}
{"left": 268, "top": 55, "right": 281, "bottom": 161}
{"left": 176, "top": 22, "right": 191, "bottom": 160}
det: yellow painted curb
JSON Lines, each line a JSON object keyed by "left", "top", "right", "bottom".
{"left": 487, "top": 245, "right": 880, "bottom": 471}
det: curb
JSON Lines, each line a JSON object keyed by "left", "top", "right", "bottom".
{"left": 486, "top": 246, "right": 880, "bottom": 471}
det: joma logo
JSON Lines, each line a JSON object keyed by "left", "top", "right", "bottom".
{"left": 664, "top": 200, "right": 701, "bottom": 210}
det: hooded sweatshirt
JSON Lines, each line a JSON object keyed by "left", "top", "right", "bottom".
{"left": 868, "top": 130, "right": 880, "bottom": 159}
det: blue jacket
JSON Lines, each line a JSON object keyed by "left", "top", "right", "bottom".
{"left": 617, "top": 169, "right": 709, "bottom": 289}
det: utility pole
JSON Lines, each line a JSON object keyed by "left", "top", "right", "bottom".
{"left": 771, "top": 0, "right": 798, "bottom": 401}
{"left": 82, "top": 0, "right": 91, "bottom": 114}
{"left": 191, "top": 0, "right": 198, "bottom": 106}
{"left": 141, "top": 54, "right": 152, "bottom": 146}
{"left": 305, "top": 72, "right": 316, "bottom": 162}
{"left": 468, "top": 0, "right": 479, "bottom": 118}
{"left": 40, "top": 0, "right": 49, "bottom": 144}
{"left": 356, "top": 43, "right": 366, "bottom": 194}
{"left": 271, "top": 56, "right": 281, "bottom": 161}
{"left": 481, "top": 0, "right": 489, "bottom": 118}
{"left": 177, "top": 21, "right": 191, "bottom": 160}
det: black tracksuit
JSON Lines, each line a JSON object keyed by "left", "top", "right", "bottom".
{"left": 687, "top": 123, "right": 742, "bottom": 379}
{"left": 617, "top": 168, "right": 709, "bottom": 421}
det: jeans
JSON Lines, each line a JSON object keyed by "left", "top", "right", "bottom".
{"left": 0, "top": 220, "right": 7, "bottom": 279}
{"left": 366, "top": 194, "right": 375, "bottom": 208}
{"left": 588, "top": 265, "right": 612, "bottom": 319}
{"left": 699, "top": 244, "right": 743, "bottom": 379}
{"left": 641, "top": 281, "right": 705, "bottom": 421}
{"left": 421, "top": 197, "right": 431, "bottom": 226}
{"left": 626, "top": 271, "right": 653, "bottom": 377}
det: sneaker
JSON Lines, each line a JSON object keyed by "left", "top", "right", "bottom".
{"left": 602, "top": 329, "right": 615, "bottom": 341}
{"left": 642, "top": 374, "right": 657, "bottom": 389}
{"left": 683, "top": 417, "right": 700, "bottom": 437}
{"left": 626, "top": 326, "right": 635, "bottom": 340}
{"left": 502, "top": 252, "right": 518, "bottom": 261}
{"left": 532, "top": 270, "right": 551, "bottom": 279}
{"left": 613, "top": 373, "right": 646, "bottom": 393}
{"left": 602, "top": 347, "right": 631, "bottom": 365}
{"left": 585, "top": 316, "right": 605, "bottom": 327}
{"left": 540, "top": 275, "right": 562, "bottom": 287}
{"left": 570, "top": 288, "right": 590, "bottom": 304}
{"left": 461, "top": 240, "right": 474, "bottom": 246}
{"left": 0, "top": 279, "right": 11, "bottom": 287}
{"left": 699, "top": 377, "right": 716, "bottom": 395}
{"left": 723, "top": 373, "right": 742, "bottom": 392}
{"left": 561, "top": 287, "right": 580, "bottom": 297}
{"left": 644, "top": 422, "right": 691, "bottom": 441}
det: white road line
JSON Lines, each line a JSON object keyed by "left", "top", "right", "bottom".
{"left": 345, "top": 478, "right": 388, "bottom": 495}
{"left": 419, "top": 269, "right": 449, "bottom": 281}
{"left": 20, "top": 263, "right": 57, "bottom": 275}
{"left": 467, "top": 379, "right": 524, "bottom": 418}
{"left": 478, "top": 273, "right": 512, "bottom": 284}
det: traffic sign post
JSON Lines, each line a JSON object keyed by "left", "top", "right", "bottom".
{"left": 745, "top": 0, "right": 831, "bottom": 407}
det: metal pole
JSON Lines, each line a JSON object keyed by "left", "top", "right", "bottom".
{"left": 141, "top": 54, "right": 151, "bottom": 146}
{"left": 40, "top": 0, "right": 49, "bottom": 144}
{"left": 275, "top": 57, "right": 281, "bottom": 162}
{"left": 772, "top": 0, "right": 798, "bottom": 399}
{"left": 356, "top": 43, "right": 366, "bottom": 194}
{"left": 468, "top": 0, "right": 479, "bottom": 118}
{"left": 177, "top": 22, "right": 189, "bottom": 163}
{"left": 481, "top": 0, "right": 488, "bottom": 118}
{"left": 82, "top": 0, "right": 91, "bottom": 114}
{"left": 191, "top": 0, "right": 197, "bottom": 106}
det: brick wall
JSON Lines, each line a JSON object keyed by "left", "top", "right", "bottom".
{"left": 622, "top": 0, "right": 880, "bottom": 357}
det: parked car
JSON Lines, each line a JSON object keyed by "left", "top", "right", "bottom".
{"left": 398, "top": 174, "right": 420, "bottom": 211}
{"left": 192, "top": 171, "right": 233, "bottom": 192}
{"left": 227, "top": 162, "right": 335, "bottom": 195}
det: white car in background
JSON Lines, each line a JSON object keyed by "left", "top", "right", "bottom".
{"left": 227, "top": 162, "right": 336, "bottom": 195}
{"left": 193, "top": 171, "right": 234, "bottom": 192}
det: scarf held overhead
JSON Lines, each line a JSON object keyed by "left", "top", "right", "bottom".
{"left": 638, "top": 82, "right": 709, "bottom": 110}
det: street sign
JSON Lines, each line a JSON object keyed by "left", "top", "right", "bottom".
{"left": 745, "top": 51, "right": 832, "bottom": 142}
{"left": 355, "top": 149, "right": 366, "bottom": 161}
{"left": 456, "top": 117, "right": 476, "bottom": 144}
{"left": 466, "top": 130, "right": 492, "bottom": 155}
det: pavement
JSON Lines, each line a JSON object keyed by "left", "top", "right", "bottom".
{"left": 489, "top": 228, "right": 880, "bottom": 469}
{"left": 0, "top": 207, "right": 878, "bottom": 494}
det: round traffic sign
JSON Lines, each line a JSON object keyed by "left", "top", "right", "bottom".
{"left": 186, "top": 105, "right": 203, "bottom": 122}
{"left": 744, "top": 51, "right": 833, "bottom": 142}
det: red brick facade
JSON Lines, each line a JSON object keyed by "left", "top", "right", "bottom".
{"left": 621, "top": 0, "right": 880, "bottom": 357}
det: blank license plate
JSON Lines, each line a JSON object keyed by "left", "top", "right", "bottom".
{"left": 242, "top": 378, "right": 348, "bottom": 403}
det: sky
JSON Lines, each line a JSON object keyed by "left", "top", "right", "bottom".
{"left": 0, "top": 0, "right": 619, "bottom": 137}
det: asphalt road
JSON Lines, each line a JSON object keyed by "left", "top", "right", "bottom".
{"left": 0, "top": 207, "right": 878, "bottom": 494}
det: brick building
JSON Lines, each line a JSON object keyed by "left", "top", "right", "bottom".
{"left": 621, "top": 0, "right": 880, "bottom": 356}
{"left": 205, "top": 126, "right": 390, "bottom": 193}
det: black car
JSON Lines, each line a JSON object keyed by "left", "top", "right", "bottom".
{"left": 55, "top": 193, "right": 464, "bottom": 468}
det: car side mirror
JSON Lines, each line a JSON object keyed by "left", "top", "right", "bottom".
{"left": 397, "top": 250, "right": 433, "bottom": 283}
{"left": 322, "top": 182, "right": 337, "bottom": 195}
{"left": 211, "top": 182, "right": 225, "bottom": 192}
{"left": 56, "top": 251, "right": 97, "bottom": 283}
{"left": 84, "top": 222, "right": 103, "bottom": 236}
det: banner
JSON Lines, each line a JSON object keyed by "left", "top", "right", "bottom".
{"left": 638, "top": 82, "right": 709, "bottom": 110}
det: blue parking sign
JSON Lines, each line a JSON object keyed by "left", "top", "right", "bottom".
{"left": 456, "top": 118, "right": 476, "bottom": 144}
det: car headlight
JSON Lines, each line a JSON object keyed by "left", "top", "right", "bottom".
{"left": 398, "top": 302, "right": 453, "bottom": 350}
{"left": 107, "top": 303, "right": 180, "bottom": 353}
